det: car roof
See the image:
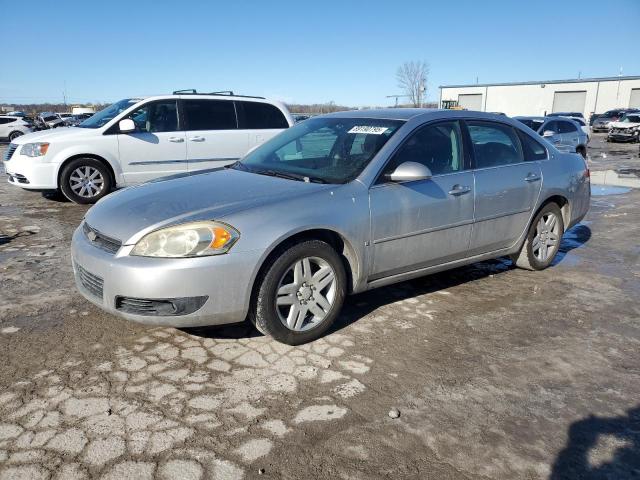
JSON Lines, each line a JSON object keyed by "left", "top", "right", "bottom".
{"left": 321, "top": 108, "right": 515, "bottom": 122}
{"left": 514, "top": 116, "right": 545, "bottom": 120}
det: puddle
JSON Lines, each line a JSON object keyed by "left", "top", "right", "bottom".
{"left": 591, "top": 185, "right": 631, "bottom": 196}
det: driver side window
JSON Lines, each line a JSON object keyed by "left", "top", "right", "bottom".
{"left": 380, "top": 121, "right": 464, "bottom": 182}
{"left": 126, "top": 100, "right": 178, "bottom": 133}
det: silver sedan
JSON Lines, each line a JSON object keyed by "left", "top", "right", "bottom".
{"left": 71, "top": 109, "right": 591, "bottom": 344}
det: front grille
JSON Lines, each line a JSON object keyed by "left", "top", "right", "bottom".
{"left": 4, "top": 144, "right": 18, "bottom": 161}
{"left": 76, "top": 264, "right": 104, "bottom": 300}
{"left": 83, "top": 222, "right": 122, "bottom": 254}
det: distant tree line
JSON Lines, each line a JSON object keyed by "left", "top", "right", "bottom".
{"left": 0, "top": 103, "right": 109, "bottom": 114}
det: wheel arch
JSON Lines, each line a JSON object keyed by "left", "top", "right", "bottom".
{"left": 248, "top": 228, "right": 360, "bottom": 306}
{"left": 536, "top": 194, "right": 570, "bottom": 227}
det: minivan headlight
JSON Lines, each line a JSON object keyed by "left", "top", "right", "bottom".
{"left": 131, "top": 221, "right": 239, "bottom": 258}
{"left": 21, "top": 143, "right": 49, "bottom": 157}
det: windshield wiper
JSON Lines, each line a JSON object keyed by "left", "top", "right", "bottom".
{"left": 254, "top": 168, "right": 327, "bottom": 184}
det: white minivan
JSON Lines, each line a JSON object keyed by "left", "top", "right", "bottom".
{"left": 3, "top": 92, "right": 293, "bottom": 203}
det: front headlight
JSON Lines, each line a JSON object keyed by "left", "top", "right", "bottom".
{"left": 131, "top": 221, "right": 239, "bottom": 258}
{"left": 21, "top": 142, "right": 49, "bottom": 157}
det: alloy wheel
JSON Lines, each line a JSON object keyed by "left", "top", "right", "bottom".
{"left": 532, "top": 212, "right": 560, "bottom": 262}
{"left": 69, "top": 166, "right": 104, "bottom": 198}
{"left": 275, "top": 256, "right": 337, "bottom": 332}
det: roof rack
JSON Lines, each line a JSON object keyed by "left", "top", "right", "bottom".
{"left": 172, "top": 89, "right": 265, "bottom": 99}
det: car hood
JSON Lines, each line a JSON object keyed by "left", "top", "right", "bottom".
{"left": 84, "top": 168, "right": 332, "bottom": 244}
{"left": 12, "top": 126, "right": 97, "bottom": 144}
{"left": 609, "top": 121, "right": 640, "bottom": 129}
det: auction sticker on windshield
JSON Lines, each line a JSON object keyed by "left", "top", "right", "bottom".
{"left": 348, "top": 126, "right": 389, "bottom": 135}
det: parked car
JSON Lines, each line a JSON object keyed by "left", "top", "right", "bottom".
{"left": 607, "top": 113, "right": 640, "bottom": 142}
{"left": 61, "top": 113, "right": 93, "bottom": 126}
{"left": 547, "top": 112, "right": 585, "bottom": 120}
{"left": 3, "top": 91, "right": 293, "bottom": 204}
{"left": 592, "top": 109, "right": 640, "bottom": 132}
{"left": 71, "top": 110, "right": 590, "bottom": 345}
{"left": 0, "top": 116, "right": 33, "bottom": 141}
{"left": 514, "top": 116, "right": 589, "bottom": 157}
{"left": 37, "top": 112, "right": 66, "bottom": 129}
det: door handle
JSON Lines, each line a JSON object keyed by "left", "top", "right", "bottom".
{"left": 448, "top": 184, "right": 471, "bottom": 196}
{"left": 168, "top": 137, "right": 184, "bottom": 143}
{"left": 525, "top": 173, "right": 541, "bottom": 182}
{"left": 189, "top": 136, "right": 205, "bottom": 142}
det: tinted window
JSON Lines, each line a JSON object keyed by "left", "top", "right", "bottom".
{"left": 517, "top": 130, "right": 547, "bottom": 161}
{"left": 237, "top": 101, "right": 288, "bottom": 129}
{"left": 0, "top": 118, "right": 12, "bottom": 124}
{"left": 183, "top": 99, "right": 237, "bottom": 130}
{"left": 467, "top": 121, "right": 523, "bottom": 168}
{"left": 516, "top": 118, "right": 544, "bottom": 132}
{"left": 542, "top": 121, "right": 559, "bottom": 134}
{"left": 126, "top": 100, "right": 178, "bottom": 133}
{"left": 557, "top": 121, "right": 577, "bottom": 133}
{"left": 382, "top": 121, "right": 464, "bottom": 179}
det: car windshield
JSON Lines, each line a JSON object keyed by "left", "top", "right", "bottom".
{"left": 516, "top": 118, "right": 544, "bottom": 131}
{"left": 234, "top": 117, "right": 404, "bottom": 184}
{"left": 621, "top": 115, "right": 640, "bottom": 123}
{"left": 77, "top": 98, "right": 140, "bottom": 128}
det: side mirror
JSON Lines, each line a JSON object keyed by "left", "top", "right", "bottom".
{"left": 389, "top": 161, "right": 432, "bottom": 182}
{"left": 542, "top": 130, "right": 555, "bottom": 138}
{"left": 118, "top": 118, "right": 135, "bottom": 133}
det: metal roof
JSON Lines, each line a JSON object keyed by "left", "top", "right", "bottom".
{"left": 440, "top": 75, "right": 640, "bottom": 89}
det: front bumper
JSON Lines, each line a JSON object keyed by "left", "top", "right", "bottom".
{"left": 71, "top": 226, "right": 264, "bottom": 328}
{"left": 3, "top": 152, "right": 59, "bottom": 190}
{"left": 607, "top": 131, "right": 638, "bottom": 142}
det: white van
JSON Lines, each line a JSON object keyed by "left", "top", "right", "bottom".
{"left": 3, "top": 91, "right": 293, "bottom": 204}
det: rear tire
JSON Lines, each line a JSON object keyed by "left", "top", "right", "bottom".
{"left": 250, "top": 240, "right": 346, "bottom": 345}
{"left": 60, "top": 158, "right": 112, "bottom": 205}
{"left": 512, "top": 203, "right": 564, "bottom": 271}
{"left": 8, "top": 131, "right": 23, "bottom": 141}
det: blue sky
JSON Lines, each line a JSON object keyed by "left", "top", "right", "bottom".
{"left": 2, "top": 0, "right": 639, "bottom": 107}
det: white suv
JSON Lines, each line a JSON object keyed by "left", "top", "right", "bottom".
{"left": 3, "top": 91, "right": 293, "bottom": 204}
{"left": 0, "top": 116, "right": 33, "bottom": 142}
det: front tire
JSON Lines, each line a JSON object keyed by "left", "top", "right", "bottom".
{"left": 513, "top": 203, "right": 564, "bottom": 271}
{"left": 250, "top": 240, "right": 346, "bottom": 345}
{"left": 60, "top": 158, "right": 112, "bottom": 204}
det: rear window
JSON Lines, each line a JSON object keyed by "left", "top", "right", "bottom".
{"left": 236, "top": 101, "right": 289, "bottom": 129}
{"left": 183, "top": 99, "right": 237, "bottom": 130}
{"left": 516, "top": 118, "right": 544, "bottom": 132}
{"left": 557, "top": 121, "right": 577, "bottom": 133}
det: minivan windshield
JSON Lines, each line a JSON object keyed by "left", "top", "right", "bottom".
{"left": 233, "top": 117, "right": 404, "bottom": 184}
{"left": 77, "top": 98, "right": 140, "bottom": 129}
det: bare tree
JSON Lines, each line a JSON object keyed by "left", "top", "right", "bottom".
{"left": 396, "top": 61, "right": 429, "bottom": 107}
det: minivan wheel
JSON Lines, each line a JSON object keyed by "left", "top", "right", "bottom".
{"left": 250, "top": 240, "right": 346, "bottom": 345}
{"left": 512, "top": 203, "right": 564, "bottom": 271}
{"left": 60, "top": 158, "right": 112, "bottom": 204}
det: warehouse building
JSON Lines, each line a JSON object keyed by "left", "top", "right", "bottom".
{"left": 439, "top": 76, "right": 640, "bottom": 119}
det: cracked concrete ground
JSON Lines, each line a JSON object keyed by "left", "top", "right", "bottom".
{"left": 0, "top": 139, "right": 639, "bottom": 479}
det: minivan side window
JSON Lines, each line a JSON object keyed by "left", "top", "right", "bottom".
{"left": 467, "top": 121, "right": 524, "bottom": 168}
{"left": 380, "top": 121, "right": 464, "bottom": 180}
{"left": 125, "top": 100, "right": 178, "bottom": 133}
{"left": 557, "top": 121, "right": 577, "bottom": 133}
{"left": 516, "top": 129, "right": 548, "bottom": 161}
{"left": 183, "top": 99, "right": 237, "bottom": 131}
{"left": 236, "top": 101, "right": 288, "bottom": 129}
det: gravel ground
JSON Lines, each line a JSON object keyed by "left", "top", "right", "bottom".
{"left": 0, "top": 139, "right": 639, "bottom": 479}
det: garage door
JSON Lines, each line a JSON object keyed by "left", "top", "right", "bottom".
{"left": 630, "top": 89, "right": 640, "bottom": 108}
{"left": 552, "top": 91, "right": 586, "bottom": 113}
{"left": 458, "top": 94, "right": 483, "bottom": 111}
